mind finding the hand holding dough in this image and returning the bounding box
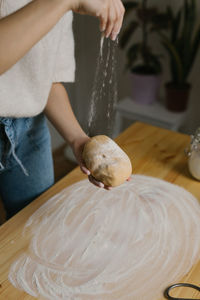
[82,135,132,187]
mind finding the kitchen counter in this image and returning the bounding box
[0,122,199,299]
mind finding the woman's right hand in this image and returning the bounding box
[70,0,125,41]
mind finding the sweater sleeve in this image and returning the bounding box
[52,11,76,83]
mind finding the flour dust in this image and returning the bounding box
[9,175,200,300]
[87,36,118,137]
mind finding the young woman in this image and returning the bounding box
[0,0,125,219]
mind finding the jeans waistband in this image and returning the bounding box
[0,117,28,176]
[0,117,13,126]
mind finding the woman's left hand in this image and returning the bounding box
[71,136,111,189]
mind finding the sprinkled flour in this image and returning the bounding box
[87,36,118,136]
[9,175,200,300]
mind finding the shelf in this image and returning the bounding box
[114,98,187,136]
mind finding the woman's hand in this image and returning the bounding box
[71,136,131,190]
[71,0,125,41]
[71,136,112,190]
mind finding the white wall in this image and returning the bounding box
[49,0,200,149]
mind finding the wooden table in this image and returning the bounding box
[0,122,199,300]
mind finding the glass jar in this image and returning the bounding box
[186,127,200,180]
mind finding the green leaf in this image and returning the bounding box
[184,1,195,42]
[159,32,183,83]
[184,0,189,24]
[171,9,181,43]
[179,0,196,81]
[189,26,200,75]
[119,21,139,49]
[166,5,174,21]
[187,0,196,41]
[177,0,199,82]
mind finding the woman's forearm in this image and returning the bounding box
[44,82,89,148]
[0,0,70,75]
[44,83,112,188]
[0,0,125,75]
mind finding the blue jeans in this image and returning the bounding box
[0,113,54,219]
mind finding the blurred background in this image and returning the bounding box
[49,0,200,178]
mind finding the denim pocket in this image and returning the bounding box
[0,125,5,172]
[0,118,28,174]
[25,114,51,152]
[0,122,11,170]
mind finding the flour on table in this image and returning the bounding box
[9,175,200,300]
[93,137,130,163]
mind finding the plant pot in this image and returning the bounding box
[165,82,191,112]
[130,72,161,105]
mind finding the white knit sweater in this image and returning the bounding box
[0,0,75,117]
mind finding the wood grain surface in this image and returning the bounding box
[0,122,199,300]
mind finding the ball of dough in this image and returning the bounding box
[82,135,132,187]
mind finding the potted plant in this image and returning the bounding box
[157,0,200,112]
[120,0,167,105]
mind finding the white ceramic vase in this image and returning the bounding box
[188,151,200,180]
[130,72,161,105]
